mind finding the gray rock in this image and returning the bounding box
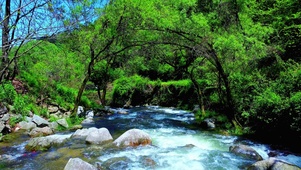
[28,111,34,117]
[85,128,113,145]
[201,118,215,129]
[64,158,97,170]
[48,105,59,113]
[85,110,94,119]
[0,122,5,132]
[229,144,263,161]
[77,106,84,115]
[57,118,69,128]
[25,116,32,122]
[72,127,98,138]
[19,121,37,130]
[0,105,8,115]
[49,121,59,130]
[113,129,152,147]
[81,117,94,124]
[29,127,53,137]
[1,114,10,122]
[32,115,49,127]
[247,157,301,170]
[26,134,71,151]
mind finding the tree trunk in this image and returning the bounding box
[212,53,236,122]
[97,85,101,103]
[1,0,11,81]
[72,57,94,117]
[190,71,206,116]
[101,85,107,106]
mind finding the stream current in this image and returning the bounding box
[1,106,301,169]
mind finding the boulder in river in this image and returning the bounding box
[64,158,97,170]
[85,127,113,145]
[229,144,263,161]
[113,129,152,147]
[29,127,53,137]
[72,127,98,139]
[26,134,71,151]
[247,157,301,170]
[201,118,215,129]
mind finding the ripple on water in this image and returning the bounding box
[2,106,301,169]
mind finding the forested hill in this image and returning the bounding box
[1,0,301,150]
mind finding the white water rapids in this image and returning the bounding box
[1,106,301,169]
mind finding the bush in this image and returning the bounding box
[56,84,77,103]
[112,75,151,106]
[9,116,23,127]
[0,82,17,104]
[13,95,31,116]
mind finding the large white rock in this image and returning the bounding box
[72,127,98,138]
[26,134,71,151]
[85,128,113,144]
[113,129,152,147]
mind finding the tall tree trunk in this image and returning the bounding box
[190,70,205,116]
[101,85,107,106]
[212,53,236,122]
[97,85,101,103]
[72,55,94,117]
[1,0,11,81]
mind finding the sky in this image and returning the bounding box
[0,0,108,49]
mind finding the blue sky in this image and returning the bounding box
[0,0,108,49]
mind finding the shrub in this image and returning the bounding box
[13,95,31,116]
[0,82,17,104]
[112,75,151,106]
[55,84,77,103]
[9,116,23,127]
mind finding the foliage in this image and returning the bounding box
[55,84,77,104]
[0,82,17,104]
[9,116,23,127]
[68,116,84,126]
[111,75,151,106]
[13,95,31,116]
[161,80,192,88]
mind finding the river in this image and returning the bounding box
[1,106,301,169]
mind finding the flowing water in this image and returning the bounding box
[1,106,301,170]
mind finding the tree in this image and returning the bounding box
[70,0,148,116]
[90,57,124,106]
[0,0,64,82]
